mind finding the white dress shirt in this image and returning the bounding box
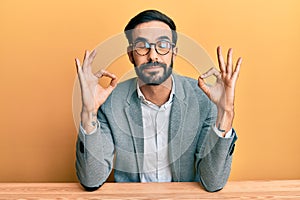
[137,78,175,182]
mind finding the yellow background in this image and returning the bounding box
[0,0,299,182]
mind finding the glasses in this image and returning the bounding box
[131,40,175,56]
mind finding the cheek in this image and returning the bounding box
[163,55,173,65]
[133,54,147,66]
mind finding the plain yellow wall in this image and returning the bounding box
[0,0,299,182]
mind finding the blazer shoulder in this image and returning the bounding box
[175,74,206,97]
[174,74,215,111]
[102,78,137,107]
[114,78,136,94]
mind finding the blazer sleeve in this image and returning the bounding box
[75,106,114,190]
[194,103,237,192]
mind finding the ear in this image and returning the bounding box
[127,46,134,64]
[172,47,178,58]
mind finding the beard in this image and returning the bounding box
[134,58,173,86]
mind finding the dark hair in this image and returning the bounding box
[124,10,177,44]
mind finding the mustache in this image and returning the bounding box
[139,61,167,70]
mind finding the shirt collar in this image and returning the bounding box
[137,75,175,108]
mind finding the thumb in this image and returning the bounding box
[198,76,211,97]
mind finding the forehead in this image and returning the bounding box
[132,21,173,41]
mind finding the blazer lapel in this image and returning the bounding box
[124,79,144,177]
[168,74,187,181]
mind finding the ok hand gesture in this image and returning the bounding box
[75,50,118,133]
[198,46,242,133]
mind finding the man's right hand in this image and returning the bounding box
[75,50,118,133]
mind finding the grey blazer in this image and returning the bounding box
[76,74,237,192]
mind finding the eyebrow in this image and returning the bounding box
[157,36,171,41]
[133,37,148,43]
[133,36,172,43]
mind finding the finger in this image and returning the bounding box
[231,57,242,81]
[198,76,210,98]
[94,69,104,78]
[200,67,221,79]
[82,50,90,72]
[94,69,117,80]
[88,49,97,66]
[75,58,82,73]
[226,48,233,75]
[102,70,117,79]
[75,58,82,79]
[75,58,85,85]
[105,75,118,95]
[217,46,226,73]
[109,75,118,88]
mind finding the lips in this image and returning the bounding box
[140,62,166,71]
[144,65,161,69]
[140,62,165,71]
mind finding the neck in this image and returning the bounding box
[139,76,173,106]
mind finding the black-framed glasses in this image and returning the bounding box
[131,40,175,56]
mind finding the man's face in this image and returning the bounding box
[128,21,176,85]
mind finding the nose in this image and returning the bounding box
[147,45,159,62]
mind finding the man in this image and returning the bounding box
[75,10,242,192]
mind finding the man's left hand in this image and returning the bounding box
[198,46,242,134]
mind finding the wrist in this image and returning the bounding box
[217,107,234,116]
[81,105,99,114]
[216,108,234,134]
[81,110,98,134]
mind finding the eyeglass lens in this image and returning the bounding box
[134,40,173,56]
